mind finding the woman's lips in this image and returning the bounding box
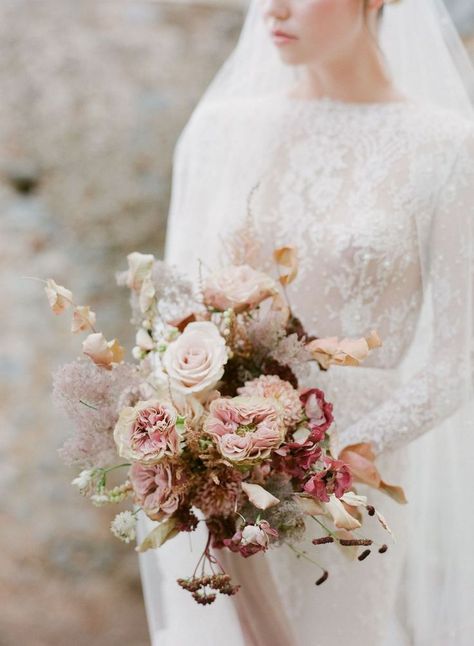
[271,30,298,46]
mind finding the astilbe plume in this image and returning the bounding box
[54,359,140,468]
[270,332,312,380]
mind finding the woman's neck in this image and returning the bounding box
[290,34,404,104]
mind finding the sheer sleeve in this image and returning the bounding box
[337,124,474,456]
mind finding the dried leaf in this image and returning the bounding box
[241,482,280,510]
[324,494,361,530]
[379,480,408,505]
[306,331,382,369]
[374,508,395,539]
[135,518,179,553]
[83,332,124,370]
[273,245,298,286]
[45,279,73,315]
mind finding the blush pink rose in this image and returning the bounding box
[299,388,334,441]
[129,461,186,520]
[203,265,277,313]
[204,396,285,464]
[114,399,183,464]
[162,321,228,396]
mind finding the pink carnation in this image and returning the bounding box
[204,396,285,464]
[299,388,334,441]
[114,399,183,464]
[129,461,186,520]
[237,375,303,427]
[303,457,352,503]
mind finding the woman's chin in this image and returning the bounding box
[274,49,304,66]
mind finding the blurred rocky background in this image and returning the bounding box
[0,1,473,644]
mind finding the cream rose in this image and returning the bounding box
[203,265,277,313]
[162,321,228,395]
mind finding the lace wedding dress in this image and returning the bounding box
[138,93,474,646]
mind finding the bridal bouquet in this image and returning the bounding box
[45,239,402,605]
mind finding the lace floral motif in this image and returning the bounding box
[244,96,474,456]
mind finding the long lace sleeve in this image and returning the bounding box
[338,125,474,456]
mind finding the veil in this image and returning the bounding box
[143,1,474,644]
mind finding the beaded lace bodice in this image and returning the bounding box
[171,95,474,457]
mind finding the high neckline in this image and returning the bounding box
[277,93,418,112]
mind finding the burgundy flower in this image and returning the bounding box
[273,433,322,480]
[303,457,352,503]
[299,388,334,441]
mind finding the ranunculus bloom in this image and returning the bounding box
[204,396,285,464]
[203,264,277,313]
[299,388,334,441]
[238,375,303,426]
[114,399,183,464]
[303,457,352,503]
[223,520,278,557]
[162,321,228,396]
[129,461,185,521]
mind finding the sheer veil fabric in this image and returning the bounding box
[138,1,474,644]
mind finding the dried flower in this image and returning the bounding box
[193,469,243,517]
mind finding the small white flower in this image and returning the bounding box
[111,511,137,543]
[71,469,95,492]
[91,493,110,506]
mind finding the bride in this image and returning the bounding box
[137,1,474,644]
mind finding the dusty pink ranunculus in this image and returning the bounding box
[204,396,285,464]
[203,264,277,313]
[114,399,183,464]
[303,457,352,503]
[129,461,185,520]
[299,388,334,441]
[238,375,303,427]
[162,321,228,396]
